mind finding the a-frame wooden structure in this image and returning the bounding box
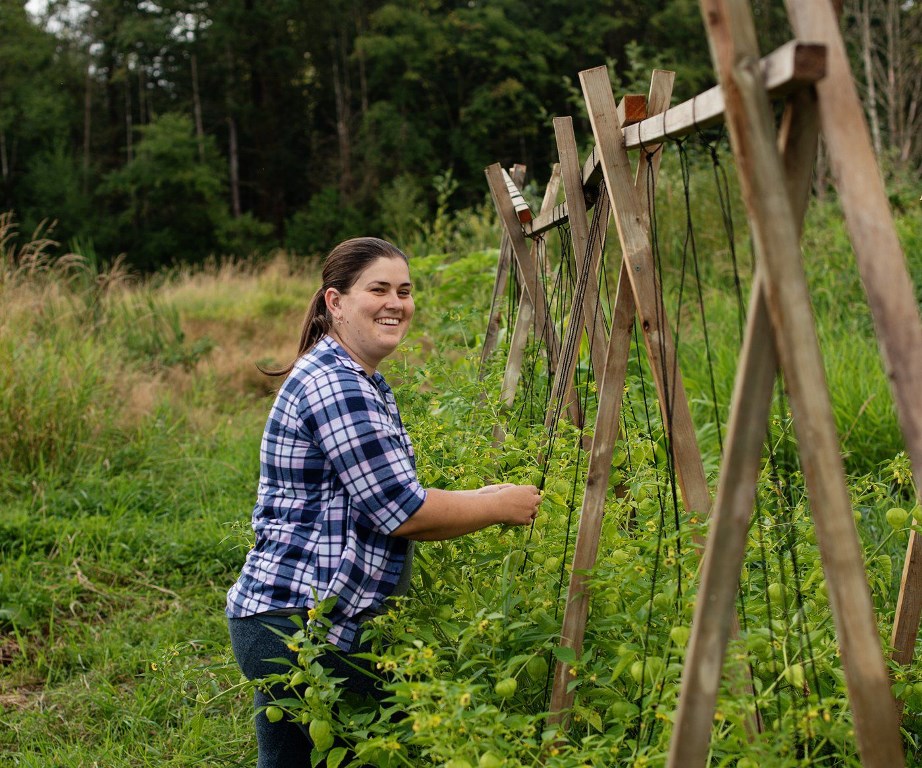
[482,0,921,765]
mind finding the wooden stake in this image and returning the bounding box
[543,117,611,431]
[668,84,818,768]
[480,165,528,375]
[695,1,903,765]
[488,165,568,443]
[547,68,679,726]
[485,163,561,373]
[785,0,922,700]
[580,65,711,526]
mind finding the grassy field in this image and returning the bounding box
[1,169,921,766]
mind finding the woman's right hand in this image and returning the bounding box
[491,484,541,526]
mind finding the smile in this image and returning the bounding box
[375,318,401,326]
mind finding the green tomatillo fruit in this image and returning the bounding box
[886,507,909,529]
[494,677,517,698]
[264,705,284,723]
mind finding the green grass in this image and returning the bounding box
[1,183,921,766]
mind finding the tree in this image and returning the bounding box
[99,112,228,268]
[0,0,83,234]
[845,0,922,171]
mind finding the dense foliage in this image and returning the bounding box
[1,158,922,764]
[2,0,918,269]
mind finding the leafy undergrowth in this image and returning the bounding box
[1,195,922,766]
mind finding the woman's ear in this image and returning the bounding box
[324,287,341,319]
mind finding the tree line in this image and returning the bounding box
[1,0,917,270]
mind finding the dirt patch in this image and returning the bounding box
[0,635,20,666]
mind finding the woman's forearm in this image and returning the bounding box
[391,485,540,541]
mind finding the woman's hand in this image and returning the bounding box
[491,484,541,526]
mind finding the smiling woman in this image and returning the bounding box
[325,254,415,375]
[225,236,542,767]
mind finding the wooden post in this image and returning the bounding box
[542,118,610,431]
[488,167,565,444]
[667,84,818,768]
[580,65,711,526]
[547,68,680,726]
[785,0,922,699]
[481,165,528,375]
[486,163,560,372]
[694,2,904,765]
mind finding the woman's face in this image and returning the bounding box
[325,256,415,373]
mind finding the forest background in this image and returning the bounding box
[2,0,920,271]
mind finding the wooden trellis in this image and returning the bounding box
[481,0,922,764]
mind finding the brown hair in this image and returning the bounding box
[261,237,409,376]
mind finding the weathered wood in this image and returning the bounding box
[490,165,569,444]
[544,117,599,432]
[581,65,711,525]
[524,41,826,239]
[502,167,533,223]
[498,297,534,412]
[524,95,648,239]
[544,95,650,431]
[695,2,904,766]
[539,163,563,229]
[544,91,656,428]
[633,71,676,228]
[485,163,560,372]
[547,68,680,727]
[480,165,527,375]
[894,533,922,668]
[547,259,637,727]
[624,40,826,149]
[785,0,922,696]
[668,85,819,768]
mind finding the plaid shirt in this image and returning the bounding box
[226,335,426,650]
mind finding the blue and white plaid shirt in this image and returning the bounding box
[226,335,427,650]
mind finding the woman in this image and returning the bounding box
[227,237,541,767]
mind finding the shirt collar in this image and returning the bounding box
[318,334,387,386]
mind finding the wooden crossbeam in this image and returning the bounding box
[524,41,826,238]
[624,40,826,148]
[667,2,905,767]
[524,94,648,238]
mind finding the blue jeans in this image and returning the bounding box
[228,615,385,768]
